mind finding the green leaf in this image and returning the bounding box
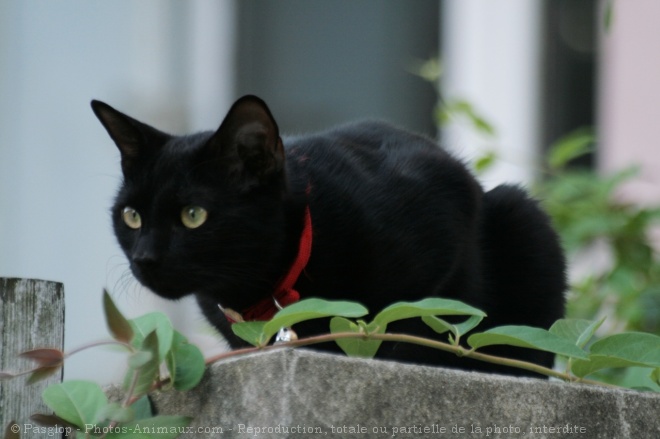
[373,298,486,327]
[409,57,442,82]
[232,299,368,346]
[471,114,496,137]
[617,367,660,392]
[445,99,496,137]
[165,331,205,391]
[422,315,483,341]
[571,332,660,378]
[604,0,614,32]
[453,315,484,336]
[547,127,595,170]
[106,416,192,439]
[124,330,160,397]
[572,356,655,379]
[330,317,383,358]
[473,151,497,174]
[549,317,605,348]
[261,298,368,344]
[435,106,451,127]
[97,402,134,424]
[420,315,451,335]
[130,312,174,362]
[231,321,268,347]
[42,380,108,428]
[467,325,589,360]
[104,290,134,343]
[26,366,61,385]
[588,332,660,364]
[131,396,154,421]
[128,351,154,369]
[651,368,660,386]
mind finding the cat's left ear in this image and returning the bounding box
[206,95,285,191]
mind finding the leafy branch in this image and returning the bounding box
[225,298,660,389]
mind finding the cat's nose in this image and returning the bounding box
[131,238,162,271]
[129,239,165,288]
[133,251,160,269]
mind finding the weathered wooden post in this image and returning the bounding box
[0,278,64,438]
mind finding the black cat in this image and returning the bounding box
[92,95,566,376]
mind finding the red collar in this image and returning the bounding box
[224,205,312,323]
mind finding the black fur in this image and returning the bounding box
[92,95,566,376]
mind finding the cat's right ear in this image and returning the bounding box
[204,95,285,192]
[91,100,170,174]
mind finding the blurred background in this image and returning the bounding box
[0,0,658,384]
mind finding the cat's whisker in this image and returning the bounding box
[114,271,135,298]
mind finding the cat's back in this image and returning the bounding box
[283,120,462,189]
[284,119,442,157]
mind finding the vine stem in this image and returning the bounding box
[198,331,615,388]
[65,339,134,358]
[100,369,141,439]
[0,340,134,380]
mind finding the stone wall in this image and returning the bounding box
[149,349,660,438]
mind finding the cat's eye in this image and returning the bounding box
[122,207,142,229]
[181,206,208,229]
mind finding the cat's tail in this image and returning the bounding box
[478,184,567,367]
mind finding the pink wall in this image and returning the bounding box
[600,0,660,205]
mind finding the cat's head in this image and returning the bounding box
[92,96,288,304]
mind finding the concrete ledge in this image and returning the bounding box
[150,349,660,438]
